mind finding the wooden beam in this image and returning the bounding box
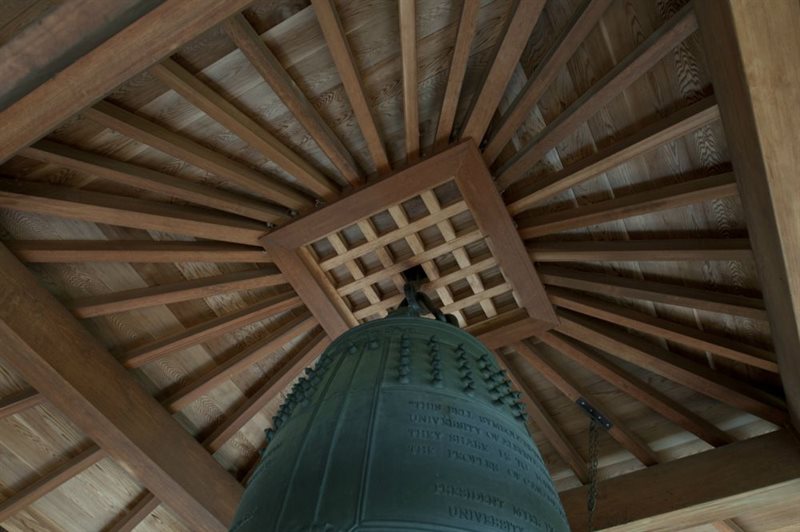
[223,13,361,186]
[528,238,751,263]
[69,268,285,319]
[547,286,779,372]
[505,96,720,212]
[560,430,800,531]
[695,0,800,430]
[456,144,557,325]
[556,309,788,425]
[312,0,390,174]
[0,389,45,420]
[518,172,737,239]
[538,264,768,321]
[107,492,160,532]
[468,308,549,349]
[149,59,337,200]
[84,102,310,211]
[433,0,479,149]
[0,179,268,246]
[460,0,545,144]
[538,331,733,447]
[0,446,105,521]
[496,3,698,189]
[511,341,659,466]
[20,140,286,224]
[120,291,302,368]
[483,0,612,164]
[0,0,158,110]
[0,0,255,164]
[203,331,330,452]
[162,315,318,412]
[7,240,271,264]
[0,243,243,530]
[494,352,590,483]
[399,0,419,162]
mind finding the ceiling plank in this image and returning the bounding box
[223,13,361,187]
[433,0,479,150]
[528,238,751,263]
[120,291,302,368]
[0,446,105,521]
[483,0,612,164]
[505,95,720,212]
[548,286,778,372]
[69,269,286,319]
[106,492,160,532]
[0,0,256,164]
[8,240,271,264]
[538,331,733,447]
[559,430,800,531]
[467,308,549,349]
[0,180,268,246]
[494,351,590,483]
[204,331,330,453]
[460,0,546,144]
[695,0,800,431]
[511,341,659,466]
[538,264,768,321]
[150,59,337,200]
[0,389,45,420]
[0,243,243,530]
[84,102,310,210]
[556,309,788,425]
[20,140,286,224]
[517,172,738,239]
[399,0,419,162]
[495,3,698,189]
[312,0,391,174]
[162,315,318,412]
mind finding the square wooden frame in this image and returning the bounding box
[260,141,557,338]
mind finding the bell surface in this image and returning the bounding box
[232,314,569,531]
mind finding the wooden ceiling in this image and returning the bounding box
[0,0,799,531]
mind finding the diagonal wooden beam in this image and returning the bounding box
[0,446,105,521]
[162,315,318,412]
[538,331,733,447]
[547,286,778,372]
[150,59,337,200]
[84,102,310,210]
[695,0,800,431]
[0,389,45,420]
[538,264,768,321]
[203,331,330,453]
[223,13,361,187]
[0,179,268,246]
[0,243,243,530]
[528,238,751,263]
[20,140,286,224]
[495,3,698,189]
[433,0,479,150]
[7,240,271,264]
[556,309,788,425]
[460,0,546,144]
[511,341,659,466]
[399,0,420,162]
[312,0,391,174]
[106,492,160,532]
[517,172,738,239]
[0,0,256,164]
[559,430,800,531]
[483,0,612,163]
[504,95,720,212]
[120,291,302,368]
[494,351,590,483]
[69,268,286,319]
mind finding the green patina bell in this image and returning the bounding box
[231,301,569,531]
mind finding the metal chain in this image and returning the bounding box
[587,418,600,532]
